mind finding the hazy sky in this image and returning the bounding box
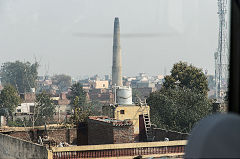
[0,0,224,79]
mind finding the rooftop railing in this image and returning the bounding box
[49,140,187,159]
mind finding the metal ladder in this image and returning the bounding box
[143,113,154,142]
[136,98,154,142]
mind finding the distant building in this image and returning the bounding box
[90,80,109,89]
[136,81,155,88]
[90,75,100,81]
[51,93,71,115]
[15,102,35,115]
[155,83,162,90]
[102,104,150,141]
[133,87,157,102]
[156,74,164,80]
[104,75,110,81]
[19,92,36,103]
[15,93,36,115]
[88,89,113,104]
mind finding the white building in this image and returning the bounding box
[16,103,35,114]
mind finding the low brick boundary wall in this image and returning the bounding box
[153,128,189,141]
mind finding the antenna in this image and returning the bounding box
[215,0,229,101]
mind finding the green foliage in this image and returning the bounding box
[68,83,102,124]
[68,82,86,107]
[52,74,72,92]
[147,87,213,133]
[7,118,24,127]
[89,100,104,116]
[0,108,9,117]
[33,91,56,126]
[147,62,213,133]
[163,61,209,96]
[70,106,92,124]
[0,84,21,116]
[0,61,39,93]
[69,95,93,124]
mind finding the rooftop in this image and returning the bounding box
[88,116,132,126]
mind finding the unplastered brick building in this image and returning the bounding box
[87,116,134,145]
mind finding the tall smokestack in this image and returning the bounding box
[112,17,123,86]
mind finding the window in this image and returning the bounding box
[30,106,34,113]
[17,109,21,113]
[120,110,125,114]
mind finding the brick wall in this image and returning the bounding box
[8,131,32,141]
[69,128,77,144]
[87,118,134,145]
[7,128,77,145]
[113,126,134,144]
[41,128,77,145]
[88,119,113,145]
[153,128,188,141]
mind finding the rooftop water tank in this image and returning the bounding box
[116,86,132,105]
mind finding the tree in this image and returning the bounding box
[70,96,92,124]
[52,74,72,92]
[147,62,213,133]
[0,61,39,93]
[163,62,209,95]
[68,82,86,107]
[147,87,213,133]
[68,83,93,124]
[30,91,56,127]
[0,84,21,119]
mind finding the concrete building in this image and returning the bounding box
[90,80,109,89]
[15,103,35,115]
[112,17,123,86]
[51,93,72,122]
[102,104,150,141]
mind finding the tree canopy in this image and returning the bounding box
[163,61,209,95]
[147,87,212,133]
[0,61,39,93]
[68,82,86,107]
[31,91,56,127]
[70,96,92,124]
[0,84,21,116]
[52,74,72,92]
[147,62,212,133]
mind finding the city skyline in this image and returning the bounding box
[0,0,223,78]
